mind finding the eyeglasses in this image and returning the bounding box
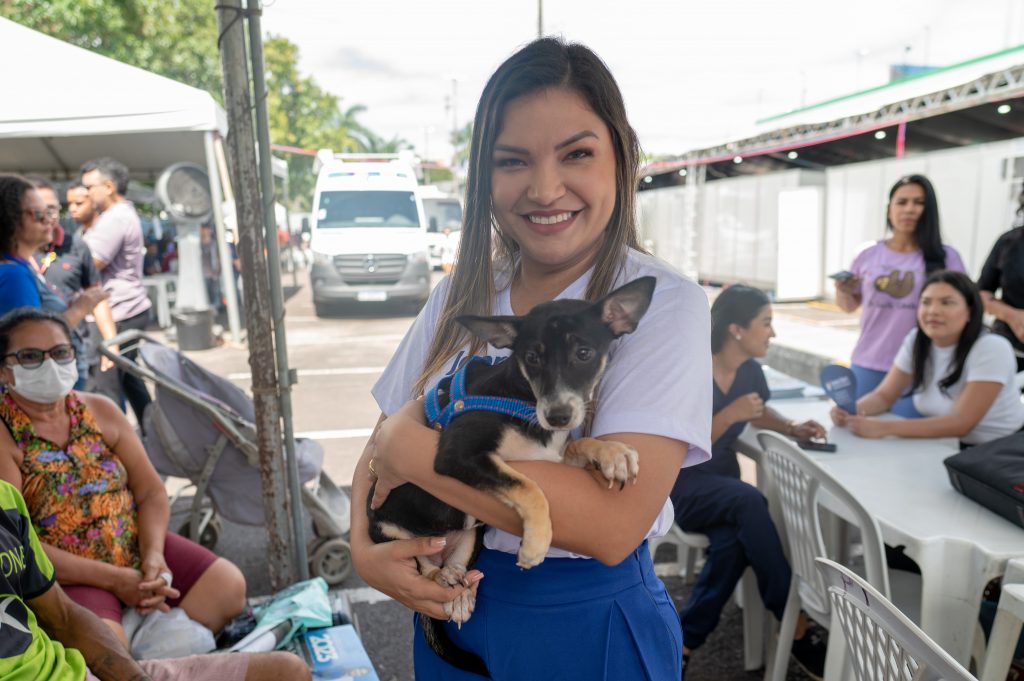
[22,208,48,222]
[3,345,76,369]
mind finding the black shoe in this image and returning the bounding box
[790,625,827,680]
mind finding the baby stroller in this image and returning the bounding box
[100,330,353,585]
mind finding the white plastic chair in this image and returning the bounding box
[980,557,1024,681]
[814,558,974,681]
[756,431,921,681]
[649,525,768,670]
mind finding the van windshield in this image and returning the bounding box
[423,198,463,232]
[316,191,419,228]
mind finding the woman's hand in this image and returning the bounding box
[70,286,109,315]
[844,416,890,439]
[135,552,180,614]
[353,535,482,620]
[791,420,827,440]
[835,276,861,296]
[727,392,765,422]
[830,406,851,427]
[1009,308,1024,343]
[108,566,148,608]
[369,399,429,510]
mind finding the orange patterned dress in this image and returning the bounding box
[0,388,140,569]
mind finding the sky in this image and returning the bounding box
[261,0,1024,162]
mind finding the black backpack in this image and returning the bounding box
[944,431,1024,529]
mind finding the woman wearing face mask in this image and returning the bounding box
[832,271,1024,446]
[0,307,248,648]
[834,175,966,416]
[0,174,108,388]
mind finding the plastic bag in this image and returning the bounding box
[122,607,216,659]
[250,577,332,649]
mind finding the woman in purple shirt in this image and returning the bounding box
[834,174,966,417]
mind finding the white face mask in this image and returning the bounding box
[9,359,78,403]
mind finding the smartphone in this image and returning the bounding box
[828,270,855,281]
[797,440,838,453]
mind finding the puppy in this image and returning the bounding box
[367,276,656,675]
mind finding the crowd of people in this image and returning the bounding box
[0,160,311,676]
[2,33,1022,681]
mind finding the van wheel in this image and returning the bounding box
[314,301,334,318]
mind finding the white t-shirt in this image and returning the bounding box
[893,330,1024,444]
[372,248,712,558]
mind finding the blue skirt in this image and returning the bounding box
[413,541,683,680]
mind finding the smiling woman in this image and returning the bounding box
[831,270,1024,446]
[349,37,712,680]
[833,174,967,417]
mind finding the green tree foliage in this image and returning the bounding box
[3,6,398,210]
[3,0,223,99]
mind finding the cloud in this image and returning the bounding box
[320,46,420,80]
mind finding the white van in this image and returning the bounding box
[309,155,431,316]
[419,186,464,270]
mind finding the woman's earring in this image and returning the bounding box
[734,335,742,341]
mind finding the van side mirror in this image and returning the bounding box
[301,216,310,233]
[428,217,438,232]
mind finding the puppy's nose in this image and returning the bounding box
[544,406,573,428]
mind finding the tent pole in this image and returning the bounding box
[215,0,294,589]
[204,132,242,344]
[245,0,309,581]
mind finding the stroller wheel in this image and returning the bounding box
[309,537,353,586]
[178,515,222,550]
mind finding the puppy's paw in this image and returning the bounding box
[444,588,476,628]
[516,526,552,570]
[590,441,640,489]
[434,565,467,588]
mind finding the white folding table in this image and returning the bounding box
[734,397,1024,666]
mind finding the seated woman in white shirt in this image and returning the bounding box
[832,270,1024,446]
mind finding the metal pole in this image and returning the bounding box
[245,0,309,580]
[214,0,294,589]
[537,0,543,38]
[205,132,242,344]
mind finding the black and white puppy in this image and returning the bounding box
[367,276,656,675]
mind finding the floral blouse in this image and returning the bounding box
[0,389,139,569]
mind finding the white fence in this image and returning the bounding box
[638,137,1024,300]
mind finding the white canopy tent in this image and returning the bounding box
[0,17,240,340]
[0,17,227,179]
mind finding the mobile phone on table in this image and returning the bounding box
[828,270,855,281]
[797,440,838,453]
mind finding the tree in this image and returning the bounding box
[4,8,393,210]
[3,0,223,99]
[451,122,474,169]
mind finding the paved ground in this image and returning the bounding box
[152,269,853,680]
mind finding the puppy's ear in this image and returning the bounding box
[456,315,521,348]
[597,276,656,337]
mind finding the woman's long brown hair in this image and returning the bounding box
[412,38,643,397]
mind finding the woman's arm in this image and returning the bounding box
[64,286,109,329]
[371,400,686,566]
[753,406,826,441]
[834,277,862,314]
[710,396,759,443]
[81,394,178,610]
[981,291,1024,342]
[0,422,152,604]
[846,381,1004,440]
[92,299,119,371]
[350,414,482,620]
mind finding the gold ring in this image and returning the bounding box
[367,458,378,477]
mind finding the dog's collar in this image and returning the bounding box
[424,356,539,431]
